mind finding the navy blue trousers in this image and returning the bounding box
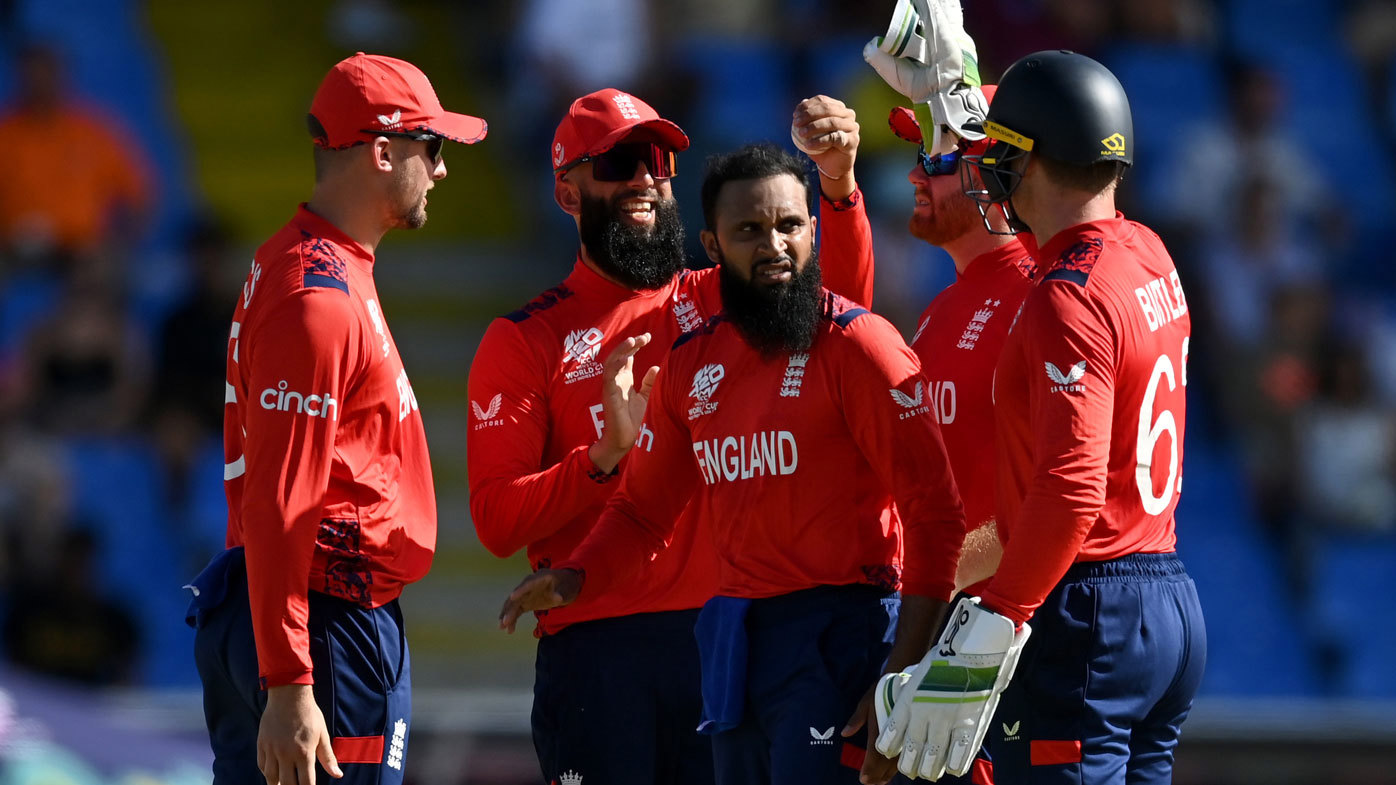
[987,553,1206,785]
[190,550,411,784]
[532,609,713,785]
[711,584,895,785]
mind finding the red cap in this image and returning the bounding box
[888,85,997,154]
[551,88,689,176]
[309,52,487,148]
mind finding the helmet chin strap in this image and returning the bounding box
[975,200,1028,236]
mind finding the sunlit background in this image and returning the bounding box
[1,1,1394,783]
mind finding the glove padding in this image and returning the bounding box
[863,0,987,155]
[874,596,1030,780]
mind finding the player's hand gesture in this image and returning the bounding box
[258,684,343,785]
[499,568,584,633]
[589,333,660,473]
[791,95,860,198]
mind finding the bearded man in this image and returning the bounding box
[469,92,875,785]
[500,142,968,785]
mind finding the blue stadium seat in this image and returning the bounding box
[681,37,793,148]
[1100,44,1223,215]
[62,436,200,686]
[1175,445,1318,696]
[1309,534,1396,698]
[0,270,60,360]
[1222,0,1340,61]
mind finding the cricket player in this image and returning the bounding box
[499,143,967,785]
[185,53,486,784]
[850,86,1036,785]
[469,90,873,785]
[881,49,1207,783]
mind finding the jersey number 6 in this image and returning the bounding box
[1136,337,1188,515]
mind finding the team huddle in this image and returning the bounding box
[184,2,1207,784]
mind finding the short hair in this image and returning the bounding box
[1037,156,1126,195]
[700,143,811,231]
[307,113,352,183]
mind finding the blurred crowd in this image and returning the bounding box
[0,0,1394,702]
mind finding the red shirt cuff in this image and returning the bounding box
[820,186,862,212]
[260,668,314,690]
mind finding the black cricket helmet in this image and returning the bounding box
[962,50,1133,232]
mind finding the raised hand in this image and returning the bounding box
[588,333,661,473]
[791,95,861,195]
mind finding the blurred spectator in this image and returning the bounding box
[1226,285,1331,599]
[1115,0,1215,44]
[0,42,152,266]
[1295,339,1396,534]
[0,415,69,589]
[964,0,1111,80]
[10,258,150,435]
[149,216,237,546]
[2,527,140,686]
[1197,172,1326,352]
[1161,58,1335,245]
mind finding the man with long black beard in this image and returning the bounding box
[501,143,968,785]
[470,91,876,785]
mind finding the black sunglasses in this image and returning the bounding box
[917,143,962,177]
[365,129,444,166]
[558,142,677,181]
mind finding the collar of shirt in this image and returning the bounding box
[1034,210,1128,266]
[293,204,375,271]
[959,238,1036,282]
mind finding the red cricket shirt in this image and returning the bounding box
[565,292,966,602]
[984,213,1190,624]
[223,206,436,687]
[468,191,874,633]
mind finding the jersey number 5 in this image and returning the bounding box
[1136,337,1188,515]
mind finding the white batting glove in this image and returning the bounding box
[874,596,1030,780]
[863,0,987,155]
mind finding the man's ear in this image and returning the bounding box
[699,229,722,266]
[371,137,394,173]
[554,177,581,216]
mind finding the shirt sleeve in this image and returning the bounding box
[240,289,358,687]
[467,318,617,558]
[817,188,875,309]
[981,281,1116,624]
[837,315,966,601]
[559,361,701,598]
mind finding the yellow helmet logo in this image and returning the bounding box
[1100,133,1127,156]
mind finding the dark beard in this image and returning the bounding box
[718,250,823,356]
[578,192,687,290]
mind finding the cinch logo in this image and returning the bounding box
[692,430,798,485]
[809,726,835,746]
[1100,132,1127,157]
[260,381,338,419]
[889,381,932,420]
[378,109,402,129]
[1045,361,1086,393]
[612,93,642,120]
